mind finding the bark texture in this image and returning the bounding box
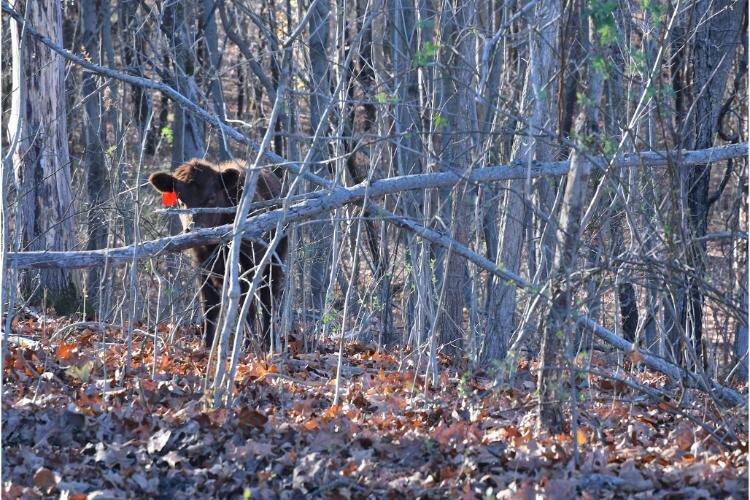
[8,0,79,314]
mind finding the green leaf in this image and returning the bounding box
[414,42,440,68]
[603,138,617,156]
[592,55,608,78]
[597,24,616,45]
[66,361,93,384]
[161,126,174,146]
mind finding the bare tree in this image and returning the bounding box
[305,0,333,331]
[484,0,560,364]
[668,0,744,363]
[7,0,79,314]
[161,1,206,167]
[80,0,110,316]
[432,0,479,357]
[202,0,231,161]
[537,13,605,433]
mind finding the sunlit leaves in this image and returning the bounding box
[65,361,93,384]
[414,41,440,68]
[160,126,174,145]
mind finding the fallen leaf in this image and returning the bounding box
[207,408,228,427]
[303,418,319,431]
[162,450,184,468]
[577,428,587,446]
[57,340,76,361]
[147,428,171,454]
[66,361,93,384]
[237,407,268,429]
[33,467,56,493]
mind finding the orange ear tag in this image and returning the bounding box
[162,191,178,207]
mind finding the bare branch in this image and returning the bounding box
[379,211,746,407]
[2,0,745,196]
[6,141,746,270]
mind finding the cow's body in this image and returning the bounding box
[149,159,286,349]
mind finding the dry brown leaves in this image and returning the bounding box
[2,315,747,498]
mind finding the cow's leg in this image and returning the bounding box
[239,275,259,351]
[259,282,273,351]
[201,281,221,347]
[260,257,286,351]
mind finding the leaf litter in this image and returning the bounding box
[2,316,747,498]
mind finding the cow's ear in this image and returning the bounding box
[149,172,176,193]
[220,167,242,190]
[220,168,243,203]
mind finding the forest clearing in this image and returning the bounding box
[1,0,748,497]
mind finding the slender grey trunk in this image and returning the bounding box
[202,0,232,160]
[81,0,110,317]
[484,0,559,364]
[306,0,332,328]
[433,0,479,357]
[162,2,206,167]
[732,168,748,380]
[119,0,156,155]
[538,15,603,433]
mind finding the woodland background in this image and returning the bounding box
[0,0,748,497]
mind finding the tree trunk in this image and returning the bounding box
[119,0,156,156]
[484,0,559,363]
[202,0,231,161]
[538,15,604,433]
[81,0,110,317]
[672,0,743,362]
[9,0,79,314]
[306,0,332,328]
[161,2,206,167]
[733,167,748,380]
[433,0,479,357]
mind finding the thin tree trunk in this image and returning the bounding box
[306,0,332,328]
[119,0,156,156]
[485,0,559,363]
[433,0,479,357]
[202,0,231,160]
[81,0,110,318]
[538,15,604,433]
[162,2,206,167]
[732,167,748,380]
[672,0,743,362]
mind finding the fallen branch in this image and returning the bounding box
[4,0,747,267]
[7,141,748,270]
[379,211,746,407]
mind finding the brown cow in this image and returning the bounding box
[149,158,286,349]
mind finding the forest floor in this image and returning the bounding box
[2,314,748,499]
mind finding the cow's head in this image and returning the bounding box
[149,159,243,232]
